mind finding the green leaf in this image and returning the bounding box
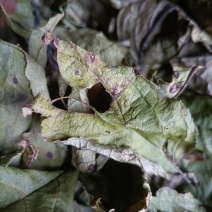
[0,165,62,209]
[148,187,205,212]
[0,151,23,167]
[20,116,68,170]
[0,40,32,155]
[182,94,212,158]
[31,39,197,174]
[23,51,50,98]
[182,159,212,207]
[66,29,127,66]
[1,170,78,211]
[29,13,64,67]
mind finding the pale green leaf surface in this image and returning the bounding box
[24,52,50,98]
[0,1,34,39]
[66,29,127,67]
[68,87,107,173]
[0,40,32,155]
[68,88,90,113]
[29,14,64,67]
[0,166,62,209]
[32,40,196,173]
[148,187,205,212]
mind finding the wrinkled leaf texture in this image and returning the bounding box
[32,39,196,174]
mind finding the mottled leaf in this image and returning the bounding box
[31,39,196,174]
[148,187,205,212]
[0,165,62,209]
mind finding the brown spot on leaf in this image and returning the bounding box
[42,30,54,45]
[173,71,180,78]
[169,83,180,93]
[75,70,80,75]
[90,54,95,63]
[46,152,53,158]
[13,75,18,84]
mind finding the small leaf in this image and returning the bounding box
[29,13,64,67]
[24,52,50,98]
[20,116,68,170]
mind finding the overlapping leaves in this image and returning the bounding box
[31,38,196,175]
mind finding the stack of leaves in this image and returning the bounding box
[0,0,211,211]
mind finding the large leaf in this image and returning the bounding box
[0,165,62,209]
[1,169,78,211]
[0,39,50,155]
[0,40,32,155]
[31,39,196,174]
[147,187,205,212]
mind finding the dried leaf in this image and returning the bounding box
[29,13,64,67]
[66,29,127,66]
[31,39,196,174]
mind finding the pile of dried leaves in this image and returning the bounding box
[0,0,211,211]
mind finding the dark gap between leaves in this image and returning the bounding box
[87,82,112,113]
